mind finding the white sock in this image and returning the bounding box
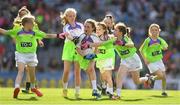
[109,87,113,94]
[75,86,80,94]
[162,89,165,93]
[31,83,35,88]
[140,77,148,82]
[102,82,106,89]
[63,82,68,89]
[106,86,109,92]
[116,88,121,96]
[15,83,20,88]
[91,80,97,90]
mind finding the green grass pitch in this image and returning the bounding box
[0,88,180,105]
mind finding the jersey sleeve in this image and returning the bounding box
[5,29,19,38]
[125,36,134,45]
[160,37,168,49]
[63,25,69,33]
[35,30,46,39]
[139,38,149,55]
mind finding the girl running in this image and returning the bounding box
[0,14,68,98]
[89,22,150,99]
[75,19,101,100]
[95,22,116,99]
[139,23,168,96]
[60,8,84,99]
[13,6,44,94]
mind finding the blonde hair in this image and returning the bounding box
[148,23,161,36]
[60,8,77,25]
[14,6,31,24]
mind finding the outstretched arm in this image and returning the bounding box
[45,32,69,39]
[0,28,7,35]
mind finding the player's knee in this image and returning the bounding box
[134,79,141,85]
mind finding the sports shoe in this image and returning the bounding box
[161,92,168,97]
[31,88,43,97]
[92,89,101,100]
[62,89,68,98]
[22,89,30,93]
[75,93,80,99]
[13,88,20,98]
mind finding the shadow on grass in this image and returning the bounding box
[121,98,144,101]
[64,97,112,101]
[150,95,170,98]
[64,97,145,101]
[16,97,38,101]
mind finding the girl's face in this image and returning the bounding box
[84,22,94,35]
[66,11,76,24]
[149,26,160,38]
[96,25,105,36]
[24,19,34,30]
[104,18,113,28]
[114,26,122,37]
[19,10,28,18]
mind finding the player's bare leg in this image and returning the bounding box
[62,61,71,97]
[13,62,25,98]
[130,71,149,85]
[87,61,101,99]
[22,67,31,93]
[151,70,167,96]
[74,61,81,99]
[116,65,128,99]
[28,66,43,97]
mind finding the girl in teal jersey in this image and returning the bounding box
[60,8,84,99]
[139,23,168,96]
[0,15,68,98]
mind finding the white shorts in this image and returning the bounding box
[147,60,165,73]
[96,58,114,72]
[120,53,142,71]
[15,51,38,67]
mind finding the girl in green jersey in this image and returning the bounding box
[95,22,116,99]
[0,15,68,98]
[139,23,168,96]
[13,6,44,94]
[89,22,150,99]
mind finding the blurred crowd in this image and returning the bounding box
[0,0,179,88]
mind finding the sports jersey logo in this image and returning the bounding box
[152,51,161,56]
[98,49,106,54]
[120,49,130,55]
[21,42,32,47]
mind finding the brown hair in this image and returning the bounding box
[96,22,108,35]
[115,22,131,37]
[85,19,96,32]
[21,15,35,26]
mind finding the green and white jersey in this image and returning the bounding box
[114,35,136,59]
[139,37,168,63]
[96,36,115,60]
[5,28,46,53]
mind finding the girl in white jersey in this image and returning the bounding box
[60,8,84,99]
